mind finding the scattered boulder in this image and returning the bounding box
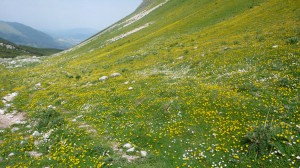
[177,56,184,60]
[3,92,18,102]
[26,125,31,128]
[47,105,56,109]
[34,140,41,146]
[123,143,132,149]
[224,47,230,51]
[8,153,15,157]
[26,151,43,157]
[128,87,134,90]
[99,76,108,81]
[141,151,147,157]
[43,129,53,141]
[272,45,279,48]
[122,154,139,162]
[126,147,135,153]
[35,83,41,89]
[110,73,121,77]
[11,127,20,132]
[32,131,41,137]
[0,109,5,115]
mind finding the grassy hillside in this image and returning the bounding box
[0,0,299,167]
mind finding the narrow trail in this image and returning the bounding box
[0,92,25,129]
[0,112,25,129]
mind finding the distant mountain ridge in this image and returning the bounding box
[45,28,98,46]
[0,21,69,49]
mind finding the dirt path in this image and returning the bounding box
[0,112,25,128]
[0,92,25,128]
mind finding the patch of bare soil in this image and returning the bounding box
[0,112,25,128]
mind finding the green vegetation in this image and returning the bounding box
[0,38,62,58]
[0,0,299,167]
[19,46,62,57]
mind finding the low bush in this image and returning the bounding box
[34,108,65,131]
[286,36,299,45]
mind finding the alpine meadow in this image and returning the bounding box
[0,0,299,167]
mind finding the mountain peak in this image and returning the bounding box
[0,21,68,49]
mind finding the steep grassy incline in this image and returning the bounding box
[0,0,299,167]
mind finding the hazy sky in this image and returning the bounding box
[0,0,142,31]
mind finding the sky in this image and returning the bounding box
[0,0,142,31]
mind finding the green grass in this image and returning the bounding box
[0,38,62,58]
[0,0,299,167]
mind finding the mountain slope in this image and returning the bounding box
[0,21,68,49]
[0,38,62,58]
[0,0,299,167]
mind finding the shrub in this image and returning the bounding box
[184,49,189,54]
[34,108,65,131]
[75,75,81,80]
[286,37,299,45]
[255,35,265,42]
[276,78,296,89]
[233,41,240,45]
[66,74,73,79]
[242,122,288,158]
[236,83,258,92]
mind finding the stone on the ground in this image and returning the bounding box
[224,47,230,50]
[128,87,133,90]
[11,127,19,132]
[177,56,184,60]
[123,143,132,149]
[141,151,147,157]
[99,76,108,81]
[110,73,121,77]
[3,92,18,102]
[47,105,56,109]
[0,109,5,115]
[122,154,139,162]
[32,131,41,137]
[127,147,135,152]
[35,83,41,89]
[43,129,53,140]
[26,151,43,157]
[8,153,15,157]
